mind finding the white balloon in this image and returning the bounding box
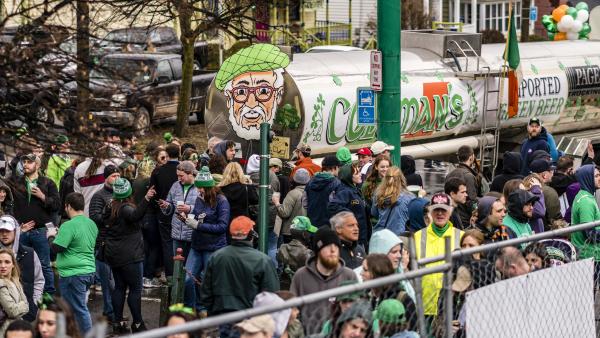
[577,9,590,23]
[561,15,575,31]
[571,20,583,32]
[557,21,567,32]
[567,31,579,40]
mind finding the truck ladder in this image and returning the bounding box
[478,66,506,179]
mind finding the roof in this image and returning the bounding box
[100,53,181,62]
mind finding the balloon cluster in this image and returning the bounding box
[542,2,591,40]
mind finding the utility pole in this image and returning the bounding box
[376,1,401,165]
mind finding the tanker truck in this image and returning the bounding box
[204,31,600,169]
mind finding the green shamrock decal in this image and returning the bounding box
[274,103,301,130]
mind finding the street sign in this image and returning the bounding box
[357,87,376,125]
[370,51,382,91]
[530,6,538,22]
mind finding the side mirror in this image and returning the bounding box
[155,75,170,85]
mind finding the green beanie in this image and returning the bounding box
[291,216,318,234]
[163,132,173,143]
[336,147,352,165]
[194,166,215,188]
[374,299,406,325]
[112,178,132,200]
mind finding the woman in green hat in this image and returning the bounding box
[103,178,156,334]
[181,166,230,309]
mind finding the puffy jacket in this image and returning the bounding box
[199,241,279,315]
[520,127,551,176]
[161,182,199,241]
[571,164,600,260]
[190,194,230,252]
[339,239,365,269]
[290,256,357,334]
[490,152,524,193]
[414,223,463,315]
[305,172,340,228]
[104,199,148,268]
[371,192,415,235]
[0,279,29,337]
[276,185,306,236]
[89,185,113,246]
[328,165,369,244]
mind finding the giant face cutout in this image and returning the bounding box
[225,69,284,140]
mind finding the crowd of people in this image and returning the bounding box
[0,116,596,338]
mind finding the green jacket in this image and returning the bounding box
[571,190,600,260]
[46,155,71,191]
[199,241,279,315]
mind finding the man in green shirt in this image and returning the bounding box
[46,192,97,334]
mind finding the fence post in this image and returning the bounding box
[171,248,186,304]
[443,237,453,338]
[408,234,427,337]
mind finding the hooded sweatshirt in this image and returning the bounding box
[563,182,581,223]
[520,128,551,176]
[305,172,340,227]
[328,165,369,244]
[490,152,523,193]
[571,165,600,260]
[354,229,415,300]
[212,141,231,161]
[475,196,516,243]
[503,190,537,239]
[0,217,44,321]
[290,255,357,334]
[400,155,423,187]
[406,198,430,232]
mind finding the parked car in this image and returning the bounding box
[61,53,215,134]
[98,27,209,67]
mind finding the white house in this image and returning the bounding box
[314,0,377,47]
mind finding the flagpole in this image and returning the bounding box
[498,1,512,121]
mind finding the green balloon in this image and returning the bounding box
[576,2,589,11]
[567,7,578,19]
[548,32,556,40]
[580,22,592,36]
[546,22,559,33]
[542,15,558,33]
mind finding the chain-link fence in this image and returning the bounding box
[79,220,600,338]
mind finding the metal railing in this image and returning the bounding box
[254,21,352,51]
[126,262,453,338]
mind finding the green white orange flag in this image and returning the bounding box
[504,4,521,118]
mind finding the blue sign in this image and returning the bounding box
[357,87,376,125]
[530,6,538,22]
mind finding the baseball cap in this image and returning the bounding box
[530,159,556,174]
[235,315,275,335]
[357,147,372,156]
[53,134,69,145]
[21,153,39,163]
[230,216,255,239]
[269,158,283,168]
[0,216,17,232]
[452,266,473,292]
[295,143,311,155]
[528,117,541,126]
[429,192,453,212]
[291,216,318,233]
[370,141,395,155]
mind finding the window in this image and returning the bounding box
[156,61,173,81]
[482,1,521,33]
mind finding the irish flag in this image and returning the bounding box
[504,5,521,118]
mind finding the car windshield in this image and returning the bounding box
[90,58,155,84]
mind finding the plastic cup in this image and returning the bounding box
[176,201,184,206]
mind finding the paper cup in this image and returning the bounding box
[176,201,184,206]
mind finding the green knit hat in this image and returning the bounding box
[112,178,132,200]
[194,166,215,188]
[291,216,318,234]
[214,44,290,90]
[374,299,406,325]
[336,147,352,165]
[53,134,69,145]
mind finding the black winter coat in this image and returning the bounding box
[11,175,60,228]
[103,199,149,267]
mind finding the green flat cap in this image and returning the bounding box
[215,44,290,90]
